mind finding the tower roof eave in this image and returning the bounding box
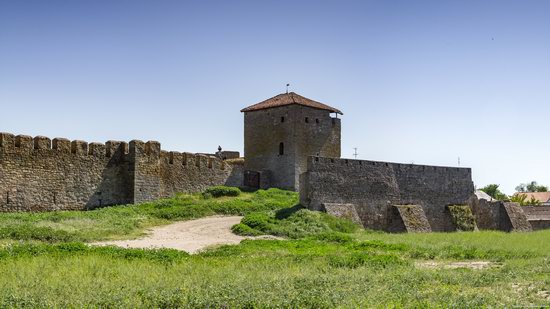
[240,92,343,115]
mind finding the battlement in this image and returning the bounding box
[0,132,134,158]
[307,156,471,175]
[163,151,225,169]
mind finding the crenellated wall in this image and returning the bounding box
[158,150,242,199]
[0,132,132,211]
[300,156,475,232]
[0,132,243,211]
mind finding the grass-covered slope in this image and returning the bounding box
[1,187,550,307]
[232,205,360,239]
[0,187,297,243]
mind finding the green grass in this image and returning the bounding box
[0,187,298,243]
[1,187,550,307]
[232,205,360,238]
[1,235,550,307]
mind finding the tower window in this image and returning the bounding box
[305,117,309,123]
[279,142,284,155]
[281,116,285,123]
[315,118,319,124]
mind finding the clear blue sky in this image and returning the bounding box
[1,0,549,194]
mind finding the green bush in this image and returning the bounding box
[241,212,273,230]
[231,223,263,236]
[234,208,360,239]
[448,205,477,231]
[203,186,241,198]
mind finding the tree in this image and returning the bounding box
[515,181,548,193]
[479,184,508,200]
[510,193,542,206]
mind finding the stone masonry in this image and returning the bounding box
[0,132,242,212]
[299,157,475,232]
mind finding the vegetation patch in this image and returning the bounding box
[448,205,477,231]
[232,206,360,239]
[0,242,189,263]
[202,186,241,198]
[328,252,407,268]
[2,188,550,306]
[0,187,298,243]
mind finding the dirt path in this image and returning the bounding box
[93,216,266,254]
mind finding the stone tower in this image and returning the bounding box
[241,92,342,190]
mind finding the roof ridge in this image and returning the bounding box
[241,92,342,114]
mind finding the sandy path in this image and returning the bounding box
[93,216,259,254]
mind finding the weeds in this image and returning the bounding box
[233,208,360,239]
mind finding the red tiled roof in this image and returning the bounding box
[241,92,343,114]
[513,192,550,203]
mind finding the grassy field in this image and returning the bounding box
[1,187,549,307]
[0,187,297,242]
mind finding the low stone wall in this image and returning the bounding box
[300,156,474,232]
[523,206,550,230]
[469,197,532,231]
[392,205,432,233]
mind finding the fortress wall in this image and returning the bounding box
[300,157,474,231]
[0,132,131,211]
[0,132,244,211]
[157,151,243,199]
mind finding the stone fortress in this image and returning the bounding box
[0,92,547,232]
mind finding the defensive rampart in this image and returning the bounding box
[522,206,550,230]
[0,132,242,211]
[300,156,474,232]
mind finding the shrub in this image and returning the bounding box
[231,223,263,236]
[448,205,477,231]
[203,186,241,198]
[236,208,360,239]
[241,213,273,230]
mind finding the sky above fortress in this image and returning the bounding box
[1,0,549,194]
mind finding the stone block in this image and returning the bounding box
[71,140,88,155]
[145,141,161,157]
[33,136,51,150]
[53,138,71,153]
[323,203,362,225]
[15,135,33,151]
[0,132,15,148]
[393,205,432,233]
[88,143,106,157]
